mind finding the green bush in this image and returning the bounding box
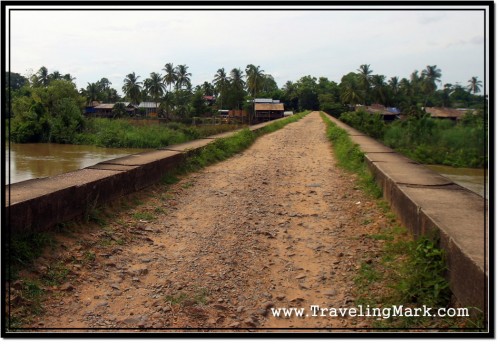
[340,110,386,139]
[339,109,486,168]
[397,237,451,307]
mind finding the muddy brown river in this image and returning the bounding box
[5,143,149,184]
[4,143,487,199]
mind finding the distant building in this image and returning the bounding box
[86,102,136,117]
[254,103,285,121]
[424,107,470,121]
[356,104,400,122]
[137,102,161,117]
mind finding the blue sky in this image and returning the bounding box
[7,5,488,95]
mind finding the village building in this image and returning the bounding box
[355,104,400,122]
[424,107,470,121]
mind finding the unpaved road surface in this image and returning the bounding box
[15,111,390,331]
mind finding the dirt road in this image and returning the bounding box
[19,111,389,331]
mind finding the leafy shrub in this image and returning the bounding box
[397,237,451,307]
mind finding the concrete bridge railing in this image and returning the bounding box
[323,112,488,314]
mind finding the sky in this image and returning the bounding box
[7,5,488,96]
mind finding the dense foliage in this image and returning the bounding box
[339,109,487,168]
[5,63,487,167]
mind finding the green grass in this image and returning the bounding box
[320,112,473,329]
[320,112,382,199]
[75,119,242,149]
[165,287,209,306]
[132,211,155,221]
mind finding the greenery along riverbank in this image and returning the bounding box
[338,109,487,168]
[76,119,241,149]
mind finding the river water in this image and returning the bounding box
[5,143,487,199]
[426,164,487,199]
[5,143,149,185]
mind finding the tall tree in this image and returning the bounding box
[357,64,373,104]
[175,64,192,90]
[340,72,362,106]
[83,82,100,105]
[421,65,442,106]
[48,71,62,83]
[162,63,177,92]
[144,72,166,106]
[467,76,482,94]
[34,66,49,87]
[371,74,387,105]
[122,72,142,105]
[213,68,230,109]
[228,68,246,109]
[201,81,215,96]
[245,64,265,99]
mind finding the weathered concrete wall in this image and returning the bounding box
[323,112,487,313]
[6,117,289,234]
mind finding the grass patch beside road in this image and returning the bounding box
[320,112,474,330]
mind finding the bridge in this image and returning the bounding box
[5,111,488,328]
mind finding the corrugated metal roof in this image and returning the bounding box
[94,103,115,109]
[255,103,284,111]
[138,102,160,108]
[425,107,467,118]
[94,102,135,110]
[254,98,273,103]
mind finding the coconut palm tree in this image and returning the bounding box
[84,82,101,106]
[48,71,62,83]
[122,72,142,105]
[162,63,177,92]
[421,65,442,106]
[245,64,265,99]
[213,68,229,109]
[357,64,373,104]
[175,64,192,90]
[340,73,362,106]
[229,68,246,109]
[371,74,387,105]
[467,76,482,94]
[35,66,49,87]
[144,72,166,107]
[201,81,215,96]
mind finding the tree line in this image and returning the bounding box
[5,63,485,145]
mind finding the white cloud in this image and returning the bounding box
[8,6,487,91]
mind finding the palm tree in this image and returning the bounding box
[340,76,362,106]
[201,81,215,96]
[229,68,246,109]
[213,68,229,109]
[175,64,191,90]
[84,82,101,106]
[467,76,482,94]
[63,73,75,83]
[245,64,265,99]
[371,74,387,105]
[35,66,49,87]
[357,64,373,104]
[421,65,442,106]
[122,72,142,105]
[48,71,62,83]
[144,72,166,107]
[399,78,412,98]
[388,77,399,93]
[162,63,177,92]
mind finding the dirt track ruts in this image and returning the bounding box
[19,111,389,331]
